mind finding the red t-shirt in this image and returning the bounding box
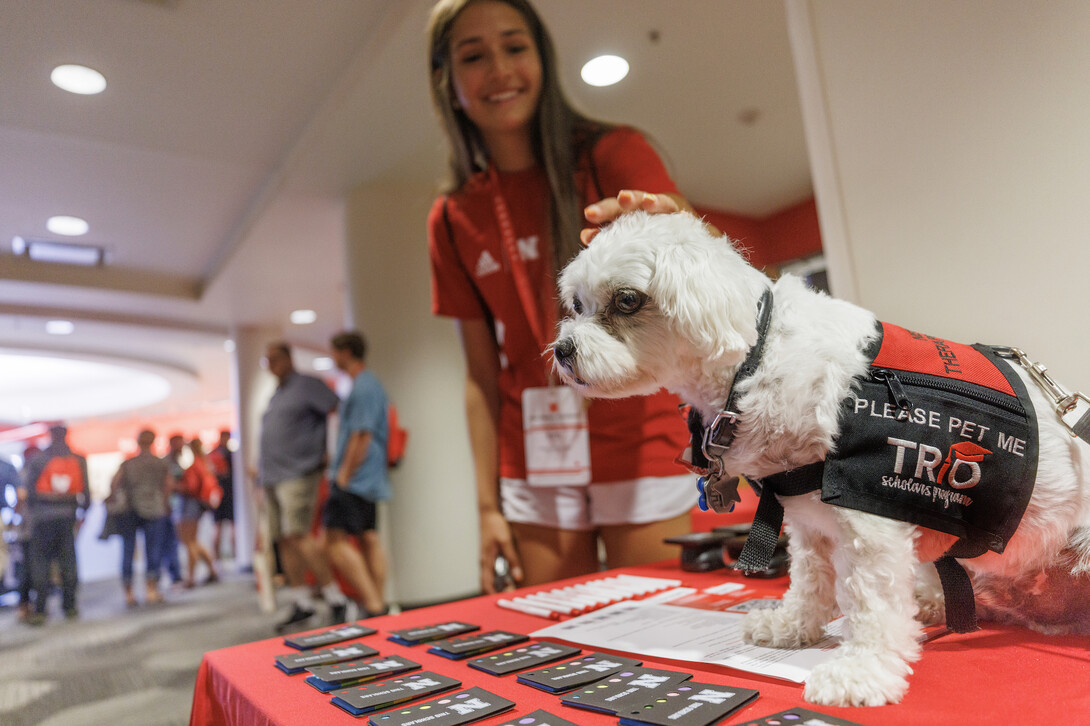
[427,127,689,482]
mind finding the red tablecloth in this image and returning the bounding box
[191,561,1090,726]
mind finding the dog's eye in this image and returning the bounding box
[613,289,645,315]
[571,297,584,315]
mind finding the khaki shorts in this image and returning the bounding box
[265,471,322,540]
[499,474,697,531]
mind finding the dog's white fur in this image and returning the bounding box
[552,211,1090,707]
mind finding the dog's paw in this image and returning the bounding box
[804,651,911,707]
[741,606,825,649]
[914,588,946,627]
[913,563,946,626]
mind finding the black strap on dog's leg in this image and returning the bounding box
[731,462,825,573]
[934,555,979,633]
[732,484,784,573]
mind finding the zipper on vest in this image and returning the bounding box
[872,369,911,411]
[872,368,1026,418]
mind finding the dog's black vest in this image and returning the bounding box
[824,321,1039,557]
[733,321,1039,632]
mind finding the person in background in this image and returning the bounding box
[19,425,87,625]
[160,434,186,587]
[14,444,41,622]
[259,341,349,630]
[426,0,697,593]
[178,437,219,587]
[0,455,18,607]
[111,429,171,606]
[323,331,391,618]
[208,430,235,560]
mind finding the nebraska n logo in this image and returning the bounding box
[516,235,539,261]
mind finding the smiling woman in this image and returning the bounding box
[425,0,700,597]
[0,351,172,423]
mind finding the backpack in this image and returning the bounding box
[183,460,224,509]
[34,455,86,501]
[387,404,408,468]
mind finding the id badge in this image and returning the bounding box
[522,386,591,487]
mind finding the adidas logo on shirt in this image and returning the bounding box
[475,250,501,278]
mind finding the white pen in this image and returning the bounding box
[572,580,638,598]
[497,599,559,619]
[520,594,582,614]
[544,587,608,607]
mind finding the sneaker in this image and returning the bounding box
[329,602,348,625]
[25,612,47,627]
[64,608,79,620]
[274,603,316,633]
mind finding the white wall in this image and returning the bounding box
[344,181,479,606]
[788,0,1090,386]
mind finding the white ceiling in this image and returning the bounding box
[0,0,813,426]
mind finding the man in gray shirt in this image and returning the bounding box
[259,341,348,630]
[112,429,172,607]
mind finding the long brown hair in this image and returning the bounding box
[427,0,613,271]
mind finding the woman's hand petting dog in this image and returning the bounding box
[581,189,688,246]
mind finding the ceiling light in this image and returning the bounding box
[45,320,75,335]
[581,55,629,87]
[12,236,26,254]
[313,356,335,371]
[50,64,107,95]
[223,339,236,353]
[290,309,317,325]
[24,238,103,266]
[46,215,89,236]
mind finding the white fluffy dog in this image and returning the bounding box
[551,210,1090,707]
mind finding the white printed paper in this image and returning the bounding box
[532,600,844,683]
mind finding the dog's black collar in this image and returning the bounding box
[688,287,774,471]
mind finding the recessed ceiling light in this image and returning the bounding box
[290,309,317,325]
[25,238,103,266]
[45,320,75,335]
[313,356,335,371]
[223,339,236,353]
[46,215,89,237]
[581,55,629,87]
[51,64,107,95]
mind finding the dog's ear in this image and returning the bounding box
[649,218,764,364]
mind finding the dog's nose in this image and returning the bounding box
[553,338,576,363]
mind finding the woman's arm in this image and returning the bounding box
[457,318,523,593]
